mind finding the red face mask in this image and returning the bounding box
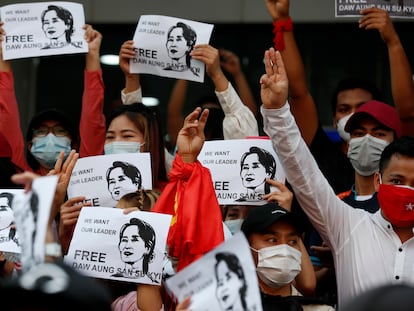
[378,184,414,227]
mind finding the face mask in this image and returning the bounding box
[104,142,143,155]
[336,114,353,142]
[251,244,301,288]
[347,134,389,176]
[30,133,71,169]
[224,219,244,235]
[378,183,414,227]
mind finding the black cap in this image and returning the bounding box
[341,284,414,311]
[25,109,79,171]
[241,203,303,238]
[0,261,112,311]
[26,109,78,142]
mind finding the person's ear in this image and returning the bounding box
[374,172,381,192]
[27,141,33,151]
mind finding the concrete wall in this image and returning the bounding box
[3,0,342,24]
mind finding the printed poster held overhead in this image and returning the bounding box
[335,0,414,18]
[131,15,214,83]
[0,1,88,60]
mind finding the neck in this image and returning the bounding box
[393,226,414,243]
[354,173,376,196]
[259,280,291,297]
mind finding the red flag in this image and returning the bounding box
[152,154,224,271]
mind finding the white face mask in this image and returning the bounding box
[251,244,302,288]
[104,141,143,155]
[347,134,389,176]
[224,219,244,235]
[336,114,353,142]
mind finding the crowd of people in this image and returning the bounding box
[2,0,414,310]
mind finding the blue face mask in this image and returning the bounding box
[30,133,71,169]
[224,219,244,235]
[104,141,143,155]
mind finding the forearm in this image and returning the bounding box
[216,82,258,139]
[124,73,141,94]
[79,70,105,157]
[294,238,316,296]
[137,285,163,311]
[232,71,258,116]
[387,39,414,135]
[167,80,187,147]
[0,71,30,171]
[85,50,101,71]
[279,30,319,145]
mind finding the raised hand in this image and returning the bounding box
[119,40,137,75]
[47,150,79,222]
[219,48,242,76]
[263,179,293,211]
[59,196,91,254]
[265,0,290,21]
[260,48,289,109]
[0,21,11,71]
[176,107,209,163]
[84,24,102,54]
[190,44,223,81]
[359,8,398,45]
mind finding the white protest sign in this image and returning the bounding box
[197,138,285,205]
[11,175,58,272]
[64,206,172,285]
[335,0,414,17]
[1,1,88,60]
[0,189,23,254]
[131,15,214,83]
[67,153,153,207]
[166,232,262,311]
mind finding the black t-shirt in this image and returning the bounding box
[261,292,329,311]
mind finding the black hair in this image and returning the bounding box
[240,146,276,194]
[106,103,168,188]
[379,136,414,174]
[25,109,79,172]
[167,22,197,69]
[214,252,247,311]
[118,218,156,274]
[106,161,142,187]
[330,78,384,116]
[41,5,74,43]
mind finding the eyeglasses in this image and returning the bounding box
[32,126,69,137]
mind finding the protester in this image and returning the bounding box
[259,47,414,307]
[0,22,101,176]
[264,1,414,305]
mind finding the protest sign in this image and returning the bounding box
[12,175,58,271]
[131,15,214,83]
[197,138,285,205]
[1,1,88,60]
[65,206,172,285]
[166,232,263,311]
[67,153,152,207]
[335,0,414,17]
[0,189,23,254]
